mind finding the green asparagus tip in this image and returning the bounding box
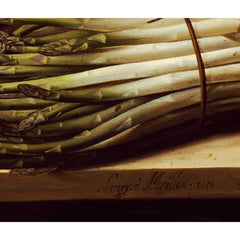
[0,31,24,54]
[18,111,39,132]
[18,84,50,99]
[39,40,74,56]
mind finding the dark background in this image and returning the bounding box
[0,198,240,222]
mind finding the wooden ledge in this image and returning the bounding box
[0,128,240,201]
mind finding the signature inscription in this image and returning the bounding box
[103,170,215,199]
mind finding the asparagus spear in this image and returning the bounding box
[0,65,93,77]
[0,109,35,122]
[1,45,240,94]
[81,97,240,151]
[3,42,240,67]
[139,18,210,29]
[0,97,56,109]
[23,29,97,45]
[19,102,114,131]
[105,18,240,45]
[0,30,24,54]
[2,81,240,155]
[48,103,113,123]
[25,26,74,38]
[7,45,41,54]
[21,96,154,137]
[0,103,112,125]
[9,19,214,55]
[39,33,106,56]
[0,18,156,31]
[0,93,24,99]
[36,34,240,64]
[1,27,91,54]
[18,102,82,131]
[18,63,240,102]
[17,32,240,61]
[12,24,42,37]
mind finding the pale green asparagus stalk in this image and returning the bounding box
[0,65,93,77]
[3,42,240,66]
[1,27,96,55]
[36,34,240,64]
[0,30,25,54]
[0,18,156,31]
[105,18,240,45]
[18,63,240,103]
[23,29,97,45]
[0,109,35,122]
[0,103,113,126]
[38,33,106,55]
[69,18,156,31]
[21,96,154,137]
[1,46,240,93]
[80,97,240,151]
[19,102,114,131]
[0,93,24,99]
[1,81,240,155]
[0,97,56,109]
[18,102,82,131]
[12,24,42,37]
[13,32,240,61]
[25,26,74,38]
[48,103,114,122]
[8,45,41,53]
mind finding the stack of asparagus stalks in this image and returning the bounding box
[0,18,240,168]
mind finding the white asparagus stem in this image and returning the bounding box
[44,34,240,66]
[140,18,210,29]
[1,18,155,31]
[62,62,240,102]
[4,35,240,66]
[20,61,240,103]
[2,45,240,93]
[80,97,240,151]
[105,18,240,45]
[75,18,156,31]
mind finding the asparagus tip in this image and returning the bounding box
[18,84,50,99]
[18,111,43,132]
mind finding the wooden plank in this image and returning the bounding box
[0,129,240,201]
[0,168,240,201]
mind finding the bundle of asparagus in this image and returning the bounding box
[0,18,240,168]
